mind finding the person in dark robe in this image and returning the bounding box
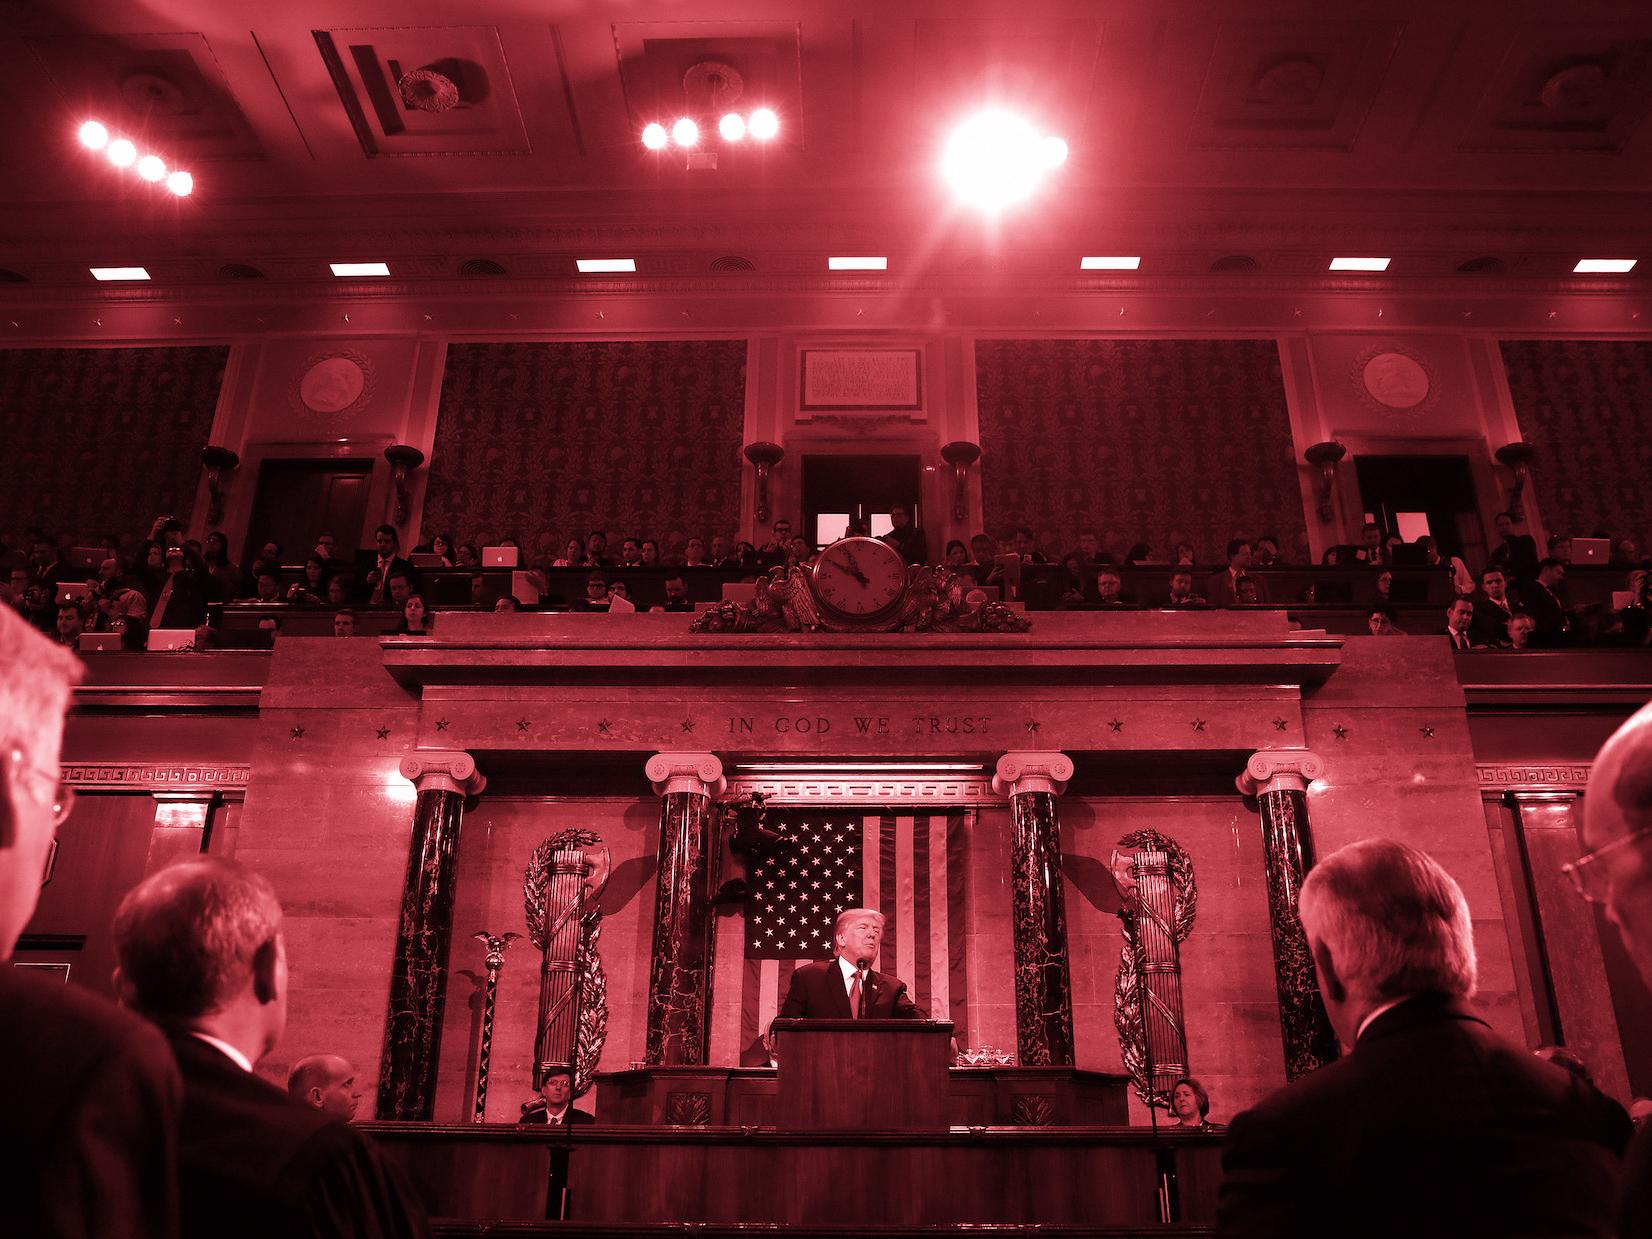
[112,858,431,1239]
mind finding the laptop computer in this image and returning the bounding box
[408,553,448,569]
[481,546,519,568]
[147,629,197,652]
[78,632,122,652]
[1572,537,1611,565]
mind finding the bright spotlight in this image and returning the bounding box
[166,170,193,197]
[748,108,779,141]
[719,112,746,142]
[641,122,669,150]
[136,155,166,182]
[941,110,1066,212]
[672,117,699,148]
[107,138,137,168]
[79,121,109,150]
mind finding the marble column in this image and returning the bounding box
[377,749,485,1120]
[1236,748,1340,1080]
[993,751,1077,1067]
[643,752,726,1065]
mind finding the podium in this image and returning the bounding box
[771,1017,953,1130]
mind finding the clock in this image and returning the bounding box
[811,536,908,619]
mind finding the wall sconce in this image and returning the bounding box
[744,441,784,525]
[940,441,982,522]
[384,444,426,526]
[200,445,240,526]
[1303,441,1347,522]
[1494,441,1536,522]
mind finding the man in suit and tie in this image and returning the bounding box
[360,524,418,607]
[112,859,430,1239]
[1218,839,1620,1238]
[1444,597,1476,651]
[0,606,182,1239]
[778,908,922,1020]
[519,1065,595,1125]
[1522,557,1572,644]
[1208,539,1268,607]
[1469,567,1519,647]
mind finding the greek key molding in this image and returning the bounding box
[1477,764,1590,792]
[724,776,996,806]
[60,763,250,791]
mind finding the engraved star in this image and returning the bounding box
[1109,719,1124,733]
[1191,719,1207,733]
[680,720,695,733]
[597,720,611,735]
[1025,720,1041,734]
[435,719,450,732]
[290,726,305,740]
[1419,726,1435,739]
[375,726,391,740]
[1332,724,1349,741]
[1272,718,1289,732]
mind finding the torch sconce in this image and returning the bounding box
[744,441,785,525]
[200,445,240,527]
[940,441,982,523]
[384,444,426,526]
[1494,441,1536,522]
[1303,441,1347,522]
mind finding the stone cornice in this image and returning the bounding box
[1477,763,1590,793]
[724,775,995,806]
[60,762,250,792]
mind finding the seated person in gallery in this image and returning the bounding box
[519,1066,594,1126]
[1169,1076,1225,1132]
[1166,568,1207,607]
[778,908,922,1020]
[656,573,695,612]
[1091,567,1134,608]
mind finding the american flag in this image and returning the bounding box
[738,810,970,1062]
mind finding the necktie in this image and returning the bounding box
[848,970,862,1019]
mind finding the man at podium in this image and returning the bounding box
[779,908,922,1020]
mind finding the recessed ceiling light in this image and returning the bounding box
[1081,256,1141,270]
[1574,258,1637,274]
[828,256,887,270]
[78,121,109,150]
[330,262,390,277]
[90,267,150,281]
[1329,257,1391,272]
[576,258,637,273]
[748,108,780,141]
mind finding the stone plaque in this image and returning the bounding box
[800,348,923,411]
[1361,351,1430,409]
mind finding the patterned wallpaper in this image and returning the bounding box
[0,345,227,546]
[1499,339,1652,546]
[423,340,748,557]
[974,339,1303,562]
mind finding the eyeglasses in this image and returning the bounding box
[1561,825,1652,903]
[5,747,76,829]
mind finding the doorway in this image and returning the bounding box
[801,454,922,547]
[245,459,374,565]
[1354,454,1486,565]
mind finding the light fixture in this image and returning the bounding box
[576,258,637,273]
[735,762,984,773]
[748,108,779,141]
[78,121,109,150]
[329,262,390,277]
[641,122,669,150]
[671,117,699,148]
[106,138,137,168]
[719,112,746,142]
[89,267,150,281]
[1574,258,1637,274]
[1329,257,1391,271]
[828,256,887,270]
[1081,256,1141,270]
[136,155,166,183]
[166,171,193,197]
[941,109,1068,213]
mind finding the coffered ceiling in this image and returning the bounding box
[2,0,1650,291]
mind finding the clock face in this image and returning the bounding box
[811,537,908,617]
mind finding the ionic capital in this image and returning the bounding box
[646,751,726,799]
[992,751,1075,798]
[1236,748,1326,798]
[399,749,486,797]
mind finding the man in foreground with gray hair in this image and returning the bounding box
[1218,838,1620,1238]
[0,604,182,1237]
[113,859,429,1239]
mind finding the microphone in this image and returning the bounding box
[855,959,870,1018]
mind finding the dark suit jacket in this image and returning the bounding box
[168,1033,430,1239]
[1,965,180,1239]
[1207,569,1268,606]
[778,958,922,1020]
[1488,533,1540,581]
[1470,592,1518,647]
[1522,579,1570,641]
[1625,1119,1652,1239]
[519,1105,595,1125]
[1217,993,1621,1239]
[357,554,419,605]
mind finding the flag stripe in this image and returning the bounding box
[926,813,949,1022]
[739,957,762,1052]
[948,812,970,1044]
[879,816,898,973]
[912,815,931,1014]
[895,814,916,997]
[757,958,780,1041]
[862,815,881,914]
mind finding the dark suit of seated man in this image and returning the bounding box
[1217,839,1620,1239]
[113,859,430,1239]
[779,907,921,1020]
[518,1065,595,1125]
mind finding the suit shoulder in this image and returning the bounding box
[0,967,174,1077]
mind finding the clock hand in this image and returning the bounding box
[842,552,870,585]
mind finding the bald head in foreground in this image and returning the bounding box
[1217,839,1621,1239]
[0,603,181,1239]
[114,859,429,1239]
[1577,701,1652,1237]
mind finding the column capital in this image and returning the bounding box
[646,751,726,798]
[399,749,486,797]
[992,751,1075,798]
[1237,748,1326,797]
